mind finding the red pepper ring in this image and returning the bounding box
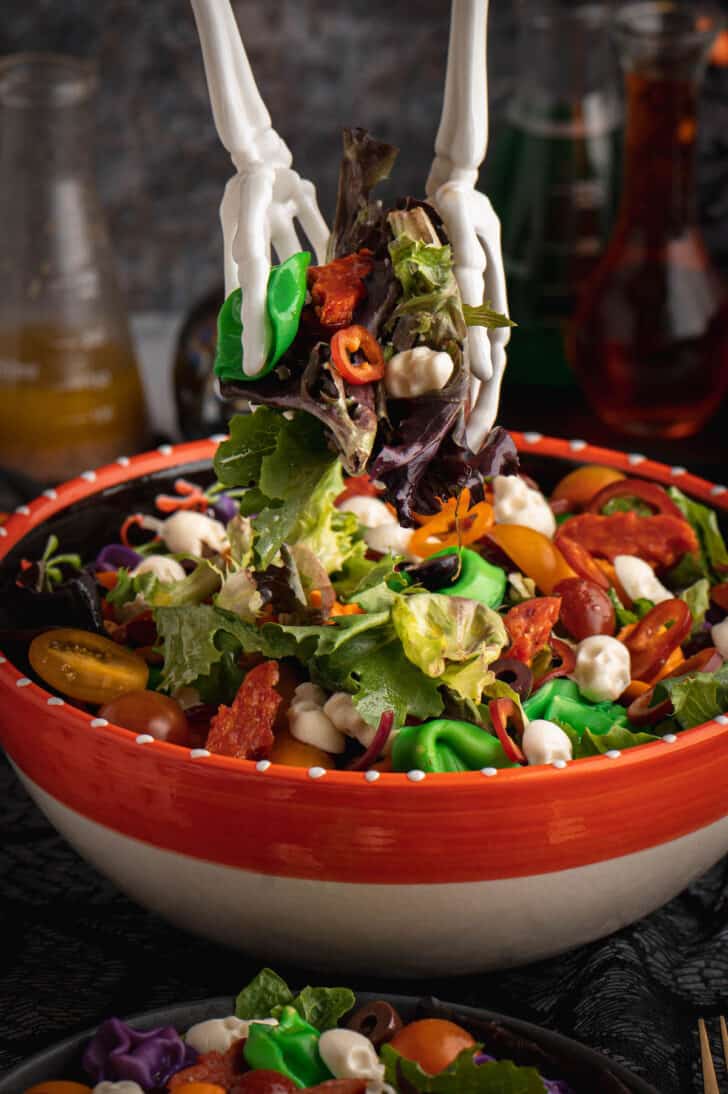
[488,698,526,764]
[627,646,723,725]
[586,478,685,521]
[554,536,610,589]
[624,598,692,682]
[330,325,385,385]
[532,637,577,688]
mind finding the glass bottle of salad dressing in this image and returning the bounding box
[0,54,147,483]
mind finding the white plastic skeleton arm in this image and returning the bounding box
[190,0,330,377]
[426,0,511,452]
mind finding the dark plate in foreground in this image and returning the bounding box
[0,993,660,1094]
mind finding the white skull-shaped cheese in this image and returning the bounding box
[711,617,728,659]
[613,555,671,604]
[522,719,573,766]
[93,1084,145,1094]
[160,511,229,557]
[573,635,631,702]
[338,496,397,529]
[493,476,556,539]
[184,1015,277,1054]
[287,682,345,754]
[384,346,454,398]
[318,1028,386,1084]
[131,555,187,584]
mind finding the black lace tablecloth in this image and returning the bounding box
[0,754,726,1094]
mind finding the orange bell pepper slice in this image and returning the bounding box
[409,489,494,559]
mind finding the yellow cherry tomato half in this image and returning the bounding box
[551,464,625,510]
[29,628,149,705]
[487,524,576,594]
[24,1084,92,1094]
[269,727,332,768]
[389,1019,476,1075]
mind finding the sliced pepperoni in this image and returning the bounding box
[206,661,281,761]
[556,512,699,570]
[503,597,562,664]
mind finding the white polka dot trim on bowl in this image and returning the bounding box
[627,453,645,465]
[662,734,677,743]
[522,432,543,444]
[552,759,568,769]
[15,677,31,687]
[308,766,327,779]
[710,484,727,497]
[569,439,587,451]
[80,470,97,482]
[42,488,57,499]
[190,748,210,759]
[364,769,380,782]
[157,444,173,455]
[481,767,498,777]
[90,717,109,728]
[135,734,154,745]
[14,505,30,516]
[605,749,621,759]
[0,527,7,538]
[255,759,271,773]
[407,769,426,782]
[209,433,228,443]
[46,696,64,706]
[116,456,130,467]
[670,466,686,477]
[716,715,728,726]
[0,656,6,664]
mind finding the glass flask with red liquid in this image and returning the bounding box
[568,2,728,438]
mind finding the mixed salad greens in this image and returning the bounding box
[2,130,728,773]
[28,967,637,1093]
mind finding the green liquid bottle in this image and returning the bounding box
[485,2,623,388]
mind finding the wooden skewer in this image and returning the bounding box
[698,1018,720,1094]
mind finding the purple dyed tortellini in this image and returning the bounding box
[82,1018,197,1090]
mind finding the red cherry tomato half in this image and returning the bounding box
[99,690,191,746]
[330,325,385,384]
[28,628,149,705]
[627,647,723,724]
[553,577,616,641]
[624,598,692,682]
[586,478,685,520]
[388,1019,476,1076]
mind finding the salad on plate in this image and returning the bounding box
[3,131,728,775]
[21,967,637,1093]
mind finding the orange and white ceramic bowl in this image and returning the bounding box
[1,434,727,976]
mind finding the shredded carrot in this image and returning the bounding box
[155,478,208,514]
[330,600,363,616]
[120,513,146,547]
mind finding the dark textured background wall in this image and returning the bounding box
[0,1,516,312]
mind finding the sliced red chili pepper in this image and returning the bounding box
[155,478,208,514]
[587,478,685,520]
[307,251,374,330]
[330,324,385,385]
[627,646,723,724]
[624,598,692,682]
[504,597,562,664]
[532,637,577,688]
[556,512,699,569]
[554,536,610,589]
[711,582,728,613]
[488,698,526,764]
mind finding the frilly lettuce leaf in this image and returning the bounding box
[653,662,728,729]
[680,577,710,630]
[561,722,659,758]
[271,985,355,1032]
[388,233,467,350]
[235,968,292,1019]
[668,486,728,580]
[381,1044,548,1092]
[391,592,508,700]
[214,411,360,571]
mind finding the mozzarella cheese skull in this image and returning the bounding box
[613,555,672,605]
[318,1028,389,1086]
[185,1015,277,1054]
[287,682,345,754]
[131,555,187,584]
[493,475,556,538]
[573,634,631,702]
[384,346,454,398]
[522,718,573,766]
